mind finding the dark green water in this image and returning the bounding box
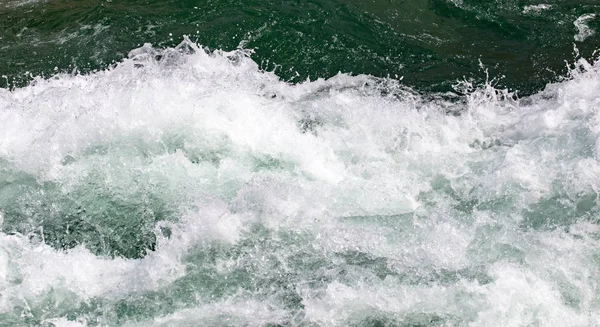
[2,1,600,326]
[2,0,600,93]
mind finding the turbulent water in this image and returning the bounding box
[2,0,600,326]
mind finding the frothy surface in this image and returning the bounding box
[1,40,600,326]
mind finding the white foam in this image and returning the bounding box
[522,4,552,14]
[2,39,600,325]
[125,299,292,327]
[0,0,45,9]
[574,14,597,42]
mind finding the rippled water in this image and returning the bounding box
[2,1,600,326]
[2,0,600,92]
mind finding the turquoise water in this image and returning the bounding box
[2,1,600,326]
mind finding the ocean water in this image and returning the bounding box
[1,1,600,326]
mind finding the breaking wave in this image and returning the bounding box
[1,39,600,326]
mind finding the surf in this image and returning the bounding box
[1,39,600,326]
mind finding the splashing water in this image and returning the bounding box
[1,39,600,326]
[575,14,598,42]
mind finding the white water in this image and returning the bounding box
[522,4,552,15]
[574,14,598,42]
[1,40,600,326]
[0,0,46,9]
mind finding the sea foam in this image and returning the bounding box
[1,39,600,326]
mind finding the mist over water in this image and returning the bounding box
[2,0,600,326]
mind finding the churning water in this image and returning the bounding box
[2,0,600,326]
[0,39,600,325]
